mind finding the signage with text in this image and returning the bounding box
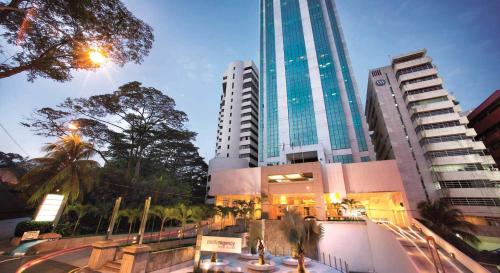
[21,231,40,241]
[200,236,242,254]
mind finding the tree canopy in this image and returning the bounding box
[23,81,208,205]
[0,0,154,81]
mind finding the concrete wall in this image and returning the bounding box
[209,167,261,196]
[146,246,195,273]
[365,220,419,273]
[318,221,374,272]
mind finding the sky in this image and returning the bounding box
[1,0,499,162]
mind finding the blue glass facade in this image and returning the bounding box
[264,0,279,158]
[307,0,349,150]
[325,0,368,152]
[281,0,318,147]
[333,154,353,164]
[259,0,265,162]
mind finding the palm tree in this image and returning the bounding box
[215,205,232,230]
[118,208,142,242]
[279,209,323,262]
[341,198,358,216]
[417,199,479,245]
[65,203,95,236]
[150,205,176,240]
[21,134,99,205]
[172,204,195,238]
[93,202,112,234]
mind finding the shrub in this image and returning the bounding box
[14,220,53,237]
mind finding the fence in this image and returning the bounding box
[266,246,349,273]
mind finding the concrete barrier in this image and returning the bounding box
[146,246,195,272]
[412,219,490,273]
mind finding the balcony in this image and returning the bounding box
[481,155,496,165]
[440,188,500,199]
[402,78,443,93]
[409,100,454,115]
[405,89,448,104]
[435,170,493,181]
[418,126,466,139]
[471,141,486,151]
[465,128,477,137]
[398,68,438,83]
[413,113,460,127]
[431,154,484,165]
[394,56,432,72]
[423,139,474,152]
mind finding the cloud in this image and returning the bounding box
[176,57,216,83]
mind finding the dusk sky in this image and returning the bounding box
[1,0,499,162]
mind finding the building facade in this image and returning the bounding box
[366,50,500,235]
[207,61,259,199]
[468,90,500,167]
[259,0,374,166]
[209,160,410,226]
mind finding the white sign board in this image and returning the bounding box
[200,236,242,254]
[34,194,64,222]
[21,231,40,241]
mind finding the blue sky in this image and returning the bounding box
[1,0,499,162]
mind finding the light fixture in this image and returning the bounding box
[268,175,285,180]
[285,173,302,179]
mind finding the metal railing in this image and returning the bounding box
[266,247,349,273]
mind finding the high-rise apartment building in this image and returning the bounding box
[468,90,500,167]
[259,0,374,166]
[366,49,500,235]
[210,60,259,170]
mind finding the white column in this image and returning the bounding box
[299,0,330,162]
[274,0,289,164]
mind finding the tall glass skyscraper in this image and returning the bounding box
[259,0,374,165]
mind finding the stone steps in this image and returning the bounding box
[99,259,122,273]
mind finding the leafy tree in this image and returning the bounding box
[172,203,196,238]
[150,205,175,240]
[118,208,141,241]
[0,151,29,183]
[0,0,153,81]
[22,81,208,199]
[418,199,479,245]
[20,134,99,205]
[64,203,95,235]
[92,202,112,234]
[215,205,232,230]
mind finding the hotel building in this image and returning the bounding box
[259,0,374,165]
[207,61,259,197]
[208,0,410,226]
[366,50,500,236]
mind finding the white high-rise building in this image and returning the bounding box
[207,61,259,197]
[366,49,500,236]
[259,0,374,166]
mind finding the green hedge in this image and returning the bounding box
[14,220,53,237]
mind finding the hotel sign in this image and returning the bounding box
[200,236,242,254]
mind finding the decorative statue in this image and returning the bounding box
[297,243,306,273]
[210,251,217,263]
[257,237,266,265]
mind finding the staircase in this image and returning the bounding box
[99,260,122,273]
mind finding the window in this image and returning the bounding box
[439,180,496,189]
[332,154,353,164]
[361,156,370,162]
[443,197,500,207]
[232,82,234,89]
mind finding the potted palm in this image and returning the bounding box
[279,210,323,273]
